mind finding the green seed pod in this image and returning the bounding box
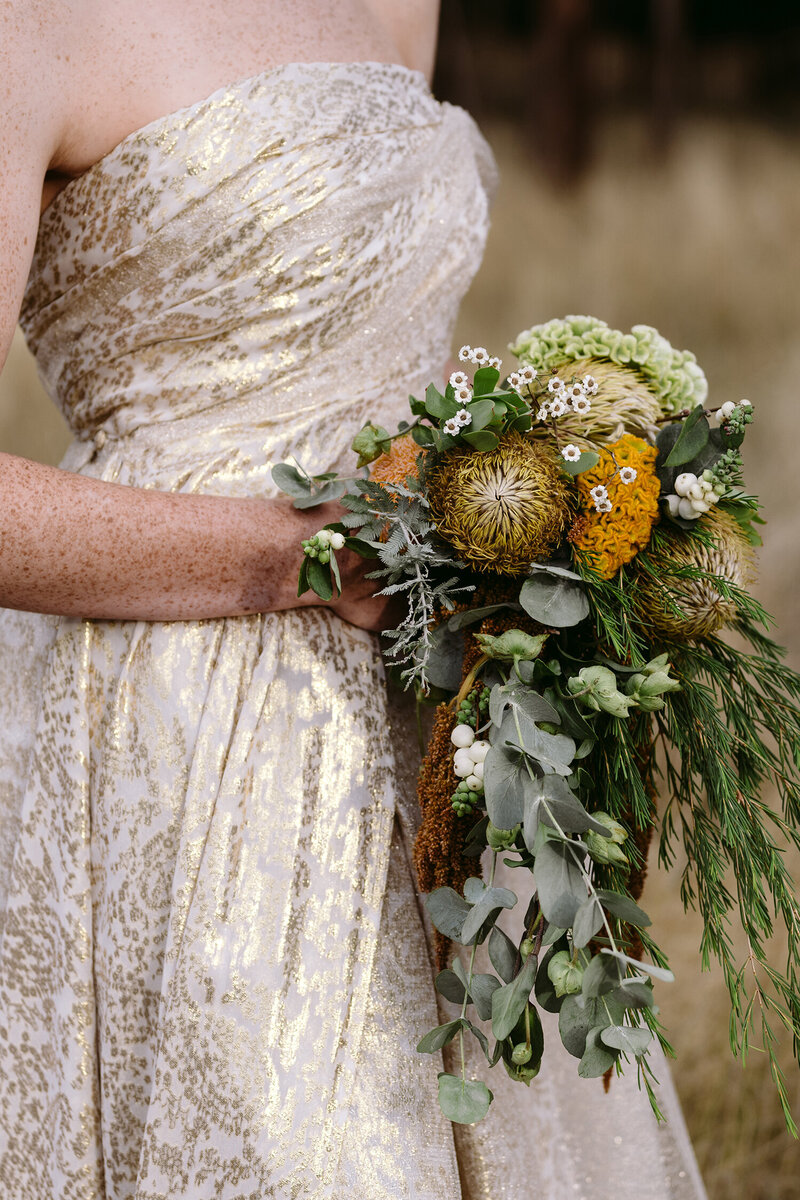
[511,1042,533,1066]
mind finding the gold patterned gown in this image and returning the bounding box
[0,62,706,1200]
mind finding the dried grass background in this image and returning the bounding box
[2,110,799,1197]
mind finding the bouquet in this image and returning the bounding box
[273,315,800,1130]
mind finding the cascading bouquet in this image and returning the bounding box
[273,315,800,1130]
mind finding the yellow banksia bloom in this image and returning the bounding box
[572,434,660,579]
[426,432,573,575]
[637,509,755,639]
[369,433,422,486]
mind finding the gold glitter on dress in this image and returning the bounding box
[0,61,706,1200]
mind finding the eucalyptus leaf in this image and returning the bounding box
[427,888,472,942]
[489,682,559,730]
[292,480,345,509]
[602,949,675,982]
[611,979,656,1010]
[488,926,518,984]
[581,953,625,998]
[519,573,590,628]
[423,624,465,692]
[469,972,503,1021]
[462,877,486,905]
[558,993,624,1058]
[523,776,609,850]
[498,710,576,778]
[417,1018,467,1054]
[437,1073,493,1124]
[600,1024,653,1056]
[596,889,652,929]
[491,955,538,1041]
[561,450,600,477]
[532,839,586,927]
[465,1020,496,1063]
[578,1027,619,1077]
[482,744,528,830]
[572,896,605,949]
[527,562,584,581]
[460,886,518,946]
[271,462,312,497]
[434,969,469,1006]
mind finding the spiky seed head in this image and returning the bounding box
[532,359,662,450]
[426,432,574,575]
[638,509,756,639]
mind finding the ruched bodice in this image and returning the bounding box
[21,62,495,490]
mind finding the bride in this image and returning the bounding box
[0,2,707,1197]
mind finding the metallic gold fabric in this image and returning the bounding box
[0,61,705,1200]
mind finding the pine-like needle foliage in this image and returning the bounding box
[582,545,800,1133]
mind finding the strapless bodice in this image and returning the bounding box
[20,61,496,492]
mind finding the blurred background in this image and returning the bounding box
[1,1,799,1196]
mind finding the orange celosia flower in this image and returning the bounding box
[571,434,660,579]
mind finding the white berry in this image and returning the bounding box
[451,725,476,749]
[468,740,490,764]
[453,749,476,777]
[465,773,483,791]
[674,473,697,498]
[329,532,346,550]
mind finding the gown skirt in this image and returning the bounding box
[0,61,707,1200]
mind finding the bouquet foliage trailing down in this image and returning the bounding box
[273,315,800,1131]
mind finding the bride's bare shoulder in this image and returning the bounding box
[0,1,78,360]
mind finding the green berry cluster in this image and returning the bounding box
[721,403,753,439]
[456,685,490,727]
[451,779,482,817]
[706,447,744,490]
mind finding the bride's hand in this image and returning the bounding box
[298,500,402,633]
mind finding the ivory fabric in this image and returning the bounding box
[0,61,705,1199]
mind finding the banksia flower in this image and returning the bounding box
[532,359,663,450]
[571,435,661,579]
[369,433,422,486]
[637,509,755,639]
[426,432,573,575]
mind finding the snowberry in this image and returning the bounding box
[329,532,346,550]
[674,472,698,497]
[465,773,483,791]
[450,725,475,749]
[468,740,490,764]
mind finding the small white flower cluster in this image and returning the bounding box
[458,344,502,370]
[561,443,582,463]
[715,398,751,424]
[448,371,473,406]
[664,471,722,520]
[506,364,537,393]
[589,484,613,514]
[619,466,637,484]
[537,373,597,422]
[443,409,473,437]
[450,723,489,792]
